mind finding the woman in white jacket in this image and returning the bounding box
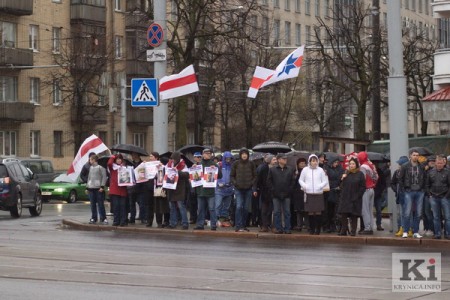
[299,154,329,234]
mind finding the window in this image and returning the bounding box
[114,131,121,144]
[133,133,145,148]
[115,0,121,11]
[0,76,17,102]
[295,0,301,12]
[53,80,62,105]
[419,0,422,13]
[285,0,290,11]
[262,0,268,5]
[274,0,280,8]
[273,20,280,46]
[305,25,311,43]
[425,0,429,15]
[53,131,63,157]
[30,78,40,104]
[52,0,62,3]
[30,131,40,156]
[324,0,330,17]
[295,23,301,45]
[0,131,17,156]
[262,17,269,45]
[1,21,16,47]
[115,35,123,58]
[98,131,107,145]
[52,27,61,53]
[285,21,291,45]
[305,0,311,15]
[411,0,416,11]
[315,0,320,16]
[29,25,39,51]
[405,0,409,10]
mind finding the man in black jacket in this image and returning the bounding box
[426,155,450,239]
[398,149,426,239]
[267,153,296,234]
[256,154,274,232]
[230,148,257,232]
[80,152,96,183]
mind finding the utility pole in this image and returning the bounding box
[371,0,381,141]
[153,0,168,153]
[387,0,409,232]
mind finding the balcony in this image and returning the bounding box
[125,11,150,29]
[0,102,35,123]
[71,3,106,23]
[126,59,152,76]
[70,105,107,124]
[0,47,33,68]
[71,56,107,73]
[127,107,153,126]
[432,0,450,18]
[0,0,33,15]
[433,49,450,89]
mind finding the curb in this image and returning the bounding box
[61,219,450,248]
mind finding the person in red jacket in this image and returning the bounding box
[108,154,128,226]
[357,151,379,235]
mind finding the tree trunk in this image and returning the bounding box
[175,98,188,148]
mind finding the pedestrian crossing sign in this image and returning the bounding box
[131,78,159,107]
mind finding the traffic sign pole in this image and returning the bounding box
[153,0,168,154]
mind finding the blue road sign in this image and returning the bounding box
[131,78,158,107]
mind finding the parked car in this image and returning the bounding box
[40,174,109,203]
[0,159,43,218]
[19,158,58,184]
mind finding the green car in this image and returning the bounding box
[40,174,93,203]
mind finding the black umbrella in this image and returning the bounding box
[177,144,205,155]
[409,147,433,156]
[252,141,291,155]
[367,152,389,162]
[249,151,266,161]
[110,144,149,156]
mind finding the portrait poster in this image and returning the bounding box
[134,162,148,183]
[202,166,218,188]
[155,165,164,187]
[118,166,134,186]
[162,167,178,190]
[189,165,203,188]
[144,161,160,179]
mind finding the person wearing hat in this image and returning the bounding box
[107,154,128,226]
[215,151,234,227]
[299,154,329,235]
[230,147,257,232]
[267,153,296,234]
[194,148,222,231]
[398,149,426,239]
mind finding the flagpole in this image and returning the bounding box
[153,0,168,154]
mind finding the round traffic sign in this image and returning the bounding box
[147,23,164,47]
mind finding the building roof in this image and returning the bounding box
[422,86,450,101]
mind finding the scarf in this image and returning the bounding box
[167,159,186,171]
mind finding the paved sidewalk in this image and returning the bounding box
[62,216,450,248]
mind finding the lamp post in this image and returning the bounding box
[371,0,381,141]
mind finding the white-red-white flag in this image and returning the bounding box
[247,45,304,98]
[159,65,199,100]
[67,134,109,181]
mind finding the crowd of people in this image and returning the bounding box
[82,147,450,239]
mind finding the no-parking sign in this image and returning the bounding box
[147,23,164,47]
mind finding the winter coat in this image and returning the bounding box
[357,152,378,189]
[327,161,344,203]
[267,164,296,199]
[107,156,127,197]
[80,162,91,184]
[230,157,257,190]
[256,162,271,203]
[299,155,329,194]
[216,151,234,196]
[292,168,305,211]
[337,169,366,216]
[167,171,189,202]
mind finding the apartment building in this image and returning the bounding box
[0,0,441,171]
